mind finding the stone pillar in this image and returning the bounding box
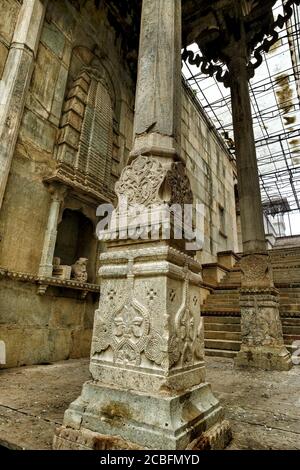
[228,51,292,371]
[229,53,266,254]
[131,0,182,160]
[38,184,67,278]
[53,0,231,450]
[0,0,47,209]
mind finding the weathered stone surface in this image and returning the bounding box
[0,0,21,44]
[235,288,292,371]
[31,43,61,115]
[0,42,8,79]
[0,278,95,368]
[41,21,65,59]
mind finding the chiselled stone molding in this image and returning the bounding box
[0,267,100,298]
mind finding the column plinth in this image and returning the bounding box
[235,253,292,370]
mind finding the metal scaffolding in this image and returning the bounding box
[182,1,300,235]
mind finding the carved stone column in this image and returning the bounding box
[0,0,47,209]
[53,0,231,450]
[38,184,67,279]
[229,53,266,254]
[229,47,291,371]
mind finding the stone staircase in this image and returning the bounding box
[202,247,300,359]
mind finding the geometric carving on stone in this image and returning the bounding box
[147,288,157,301]
[76,73,113,187]
[240,253,273,287]
[92,262,166,367]
[169,289,176,302]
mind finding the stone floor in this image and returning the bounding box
[0,357,299,450]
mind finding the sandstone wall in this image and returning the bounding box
[0,0,21,79]
[182,86,239,263]
[0,0,135,368]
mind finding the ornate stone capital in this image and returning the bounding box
[115,155,193,208]
[240,253,274,288]
[47,183,68,203]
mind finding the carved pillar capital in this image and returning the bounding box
[47,183,68,203]
[240,252,274,289]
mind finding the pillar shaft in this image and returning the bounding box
[229,54,266,253]
[131,0,182,159]
[0,0,47,209]
[38,185,67,278]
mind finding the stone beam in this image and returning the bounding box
[0,0,47,209]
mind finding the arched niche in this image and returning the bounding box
[54,208,97,283]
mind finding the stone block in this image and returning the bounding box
[61,110,83,133]
[0,41,8,78]
[0,0,21,43]
[63,96,85,117]
[20,109,56,153]
[67,85,87,104]
[41,21,65,58]
[58,125,80,149]
[51,65,68,120]
[31,43,61,113]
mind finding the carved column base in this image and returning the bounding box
[53,381,231,450]
[235,288,292,371]
[53,242,231,450]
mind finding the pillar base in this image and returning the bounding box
[53,381,231,450]
[235,345,292,371]
[235,285,292,371]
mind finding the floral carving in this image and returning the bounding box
[115,155,165,207]
[169,276,204,368]
[241,296,284,347]
[240,254,273,287]
[115,155,194,209]
[166,162,193,205]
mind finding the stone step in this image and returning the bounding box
[205,345,297,358]
[205,338,241,351]
[284,334,300,345]
[203,307,240,313]
[282,318,300,326]
[203,315,241,324]
[205,330,241,341]
[283,325,300,334]
[205,348,237,359]
[203,322,241,332]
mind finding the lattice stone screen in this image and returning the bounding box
[56,70,114,193]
